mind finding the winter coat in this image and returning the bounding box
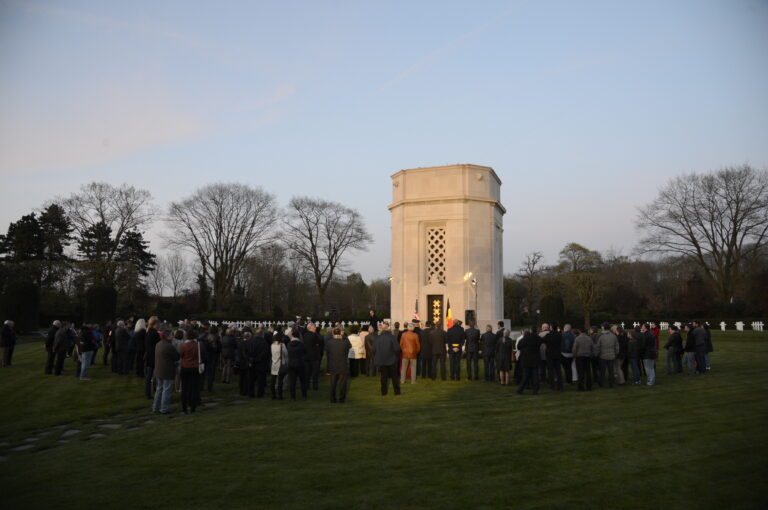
[465,327,481,353]
[287,339,307,369]
[374,331,401,366]
[325,336,352,375]
[481,331,497,357]
[496,336,515,371]
[221,334,238,360]
[1,324,17,348]
[572,333,594,358]
[302,331,324,361]
[429,328,447,358]
[544,330,562,360]
[114,327,131,353]
[561,331,575,354]
[399,330,421,359]
[617,333,628,358]
[154,339,180,380]
[270,342,288,376]
[516,332,542,369]
[134,329,146,353]
[595,331,619,360]
[144,328,161,367]
[418,328,432,359]
[78,329,97,352]
[642,330,657,359]
[45,326,59,352]
[665,333,683,353]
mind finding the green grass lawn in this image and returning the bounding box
[1,330,767,509]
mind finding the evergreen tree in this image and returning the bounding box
[116,229,156,277]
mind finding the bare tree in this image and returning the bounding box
[166,183,278,311]
[515,251,543,315]
[636,164,768,304]
[57,182,155,286]
[165,252,190,300]
[60,182,155,257]
[557,243,603,328]
[282,197,372,313]
[147,258,167,296]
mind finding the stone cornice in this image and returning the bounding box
[390,163,502,186]
[388,196,506,214]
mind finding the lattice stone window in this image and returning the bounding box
[426,227,446,285]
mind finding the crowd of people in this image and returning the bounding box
[3,312,715,413]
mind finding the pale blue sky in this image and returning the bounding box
[1,0,767,282]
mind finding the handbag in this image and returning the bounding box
[197,341,205,374]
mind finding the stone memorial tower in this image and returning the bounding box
[389,164,505,328]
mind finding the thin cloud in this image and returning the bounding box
[247,84,298,110]
[380,0,528,91]
[0,83,203,175]
[18,0,244,56]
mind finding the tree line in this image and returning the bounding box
[504,165,768,327]
[0,182,378,331]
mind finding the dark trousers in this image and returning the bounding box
[288,366,307,399]
[54,351,67,375]
[484,355,496,381]
[417,357,431,378]
[144,365,154,398]
[466,352,480,380]
[330,373,348,402]
[695,346,707,374]
[378,364,401,395]
[366,357,377,376]
[449,351,462,380]
[205,361,217,392]
[539,360,548,383]
[546,357,563,390]
[249,367,267,398]
[239,366,250,396]
[598,359,615,387]
[561,356,574,383]
[591,358,601,385]
[431,356,446,380]
[117,351,129,375]
[45,350,55,374]
[135,351,145,377]
[675,352,683,373]
[180,367,200,412]
[127,349,135,372]
[576,357,593,390]
[103,344,111,365]
[2,345,15,366]
[517,366,540,394]
[306,359,321,389]
[349,359,360,377]
[270,373,286,399]
[110,347,119,373]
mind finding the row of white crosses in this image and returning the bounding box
[618,320,765,332]
[184,320,378,330]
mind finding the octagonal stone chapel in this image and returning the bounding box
[389,164,505,329]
